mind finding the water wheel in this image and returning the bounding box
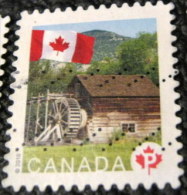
[48,98,82,138]
[34,97,87,144]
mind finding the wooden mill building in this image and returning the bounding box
[68,74,160,143]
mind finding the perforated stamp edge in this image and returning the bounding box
[2,2,183,191]
[0,16,10,88]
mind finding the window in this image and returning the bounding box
[121,123,136,133]
[128,123,135,132]
[122,124,128,132]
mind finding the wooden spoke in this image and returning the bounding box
[55,102,59,113]
[61,107,68,117]
[48,114,56,119]
[60,119,68,124]
[59,101,63,112]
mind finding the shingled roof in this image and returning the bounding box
[74,75,159,97]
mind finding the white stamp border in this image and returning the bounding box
[0,16,9,63]
[0,16,10,85]
[2,2,183,191]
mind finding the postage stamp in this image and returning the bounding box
[3,2,183,191]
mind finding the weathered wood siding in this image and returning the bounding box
[87,97,160,143]
[87,112,160,143]
[92,97,160,113]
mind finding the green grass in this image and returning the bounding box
[22,132,161,173]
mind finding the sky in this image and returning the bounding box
[33,18,156,38]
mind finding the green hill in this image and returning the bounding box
[83,30,131,61]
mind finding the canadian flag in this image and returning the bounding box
[30,30,95,64]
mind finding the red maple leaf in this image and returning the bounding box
[149,154,162,168]
[143,146,154,153]
[49,36,69,56]
[136,154,145,168]
[135,146,162,175]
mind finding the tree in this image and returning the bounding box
[27,60,83,97]
[116,32,158,84]
[87,57,120,75]
[28,59,53,97]
[86,32,158,84]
